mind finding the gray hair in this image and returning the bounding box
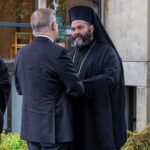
[30,8,56,36]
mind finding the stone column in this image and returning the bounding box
[38,0,47,8]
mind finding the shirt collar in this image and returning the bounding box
[36,35,54,42]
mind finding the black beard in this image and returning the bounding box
[71,31,93,48]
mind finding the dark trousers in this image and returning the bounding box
[27,141,70,150]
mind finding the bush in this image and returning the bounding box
[1,126,150,150]
[0,133,27,150]
[122,125,150,150]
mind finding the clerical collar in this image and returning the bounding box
[36,35,54,42]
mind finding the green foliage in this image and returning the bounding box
[122,125,150,150]
[1,125,150,150]
[0,133,27,150]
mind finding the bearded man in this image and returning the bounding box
[68,6,127,150]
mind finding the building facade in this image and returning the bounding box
[104,0,150,130]
[1,0,149,132]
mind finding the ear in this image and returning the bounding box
[51,22,57,31]
[89,25,94,33]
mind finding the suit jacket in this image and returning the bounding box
[15,36,84,144]
[0,59,11,133]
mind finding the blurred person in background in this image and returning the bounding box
[0,59,11,134]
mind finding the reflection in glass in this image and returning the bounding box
[0,0,35,58]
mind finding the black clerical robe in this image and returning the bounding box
[0,59,11,133]
[69,42,127,150]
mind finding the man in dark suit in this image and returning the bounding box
[0,59,11,134]
[15,8,84,150]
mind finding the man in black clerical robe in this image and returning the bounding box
[68,6,127,150]
[0,59,11,133]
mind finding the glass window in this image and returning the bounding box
[47,0,99,23]
[0,0,35,58]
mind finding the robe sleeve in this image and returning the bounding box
[81,48,126,148]
[0,59,11,114]
[83,47,120,99]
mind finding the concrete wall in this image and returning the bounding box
[104,0,148,62]
[104,0,150,130]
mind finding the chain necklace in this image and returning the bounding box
[73,41,96,75]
